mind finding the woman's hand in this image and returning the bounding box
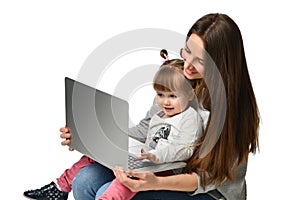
[114,167,199,192]
[134,148,159,163]
[59,127,74,151]
[113,167,159,192]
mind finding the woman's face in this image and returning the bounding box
[181,33,206,80]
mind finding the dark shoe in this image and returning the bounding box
[23,181,68,200]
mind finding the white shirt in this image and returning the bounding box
[145,106,202,163]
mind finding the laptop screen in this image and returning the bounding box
[65,77,130,170]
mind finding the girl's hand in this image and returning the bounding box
[134,148,159,163]
[59,127,74,151]
[113,167,159,192]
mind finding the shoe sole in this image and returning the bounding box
[23,194,36,199]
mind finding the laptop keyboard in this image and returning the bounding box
[128,155,155,170]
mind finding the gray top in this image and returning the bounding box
[129,100,247,200]
[191,161,247,200]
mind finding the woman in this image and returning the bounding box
[62,13,260,200]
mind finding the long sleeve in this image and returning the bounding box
[190,161,248,200]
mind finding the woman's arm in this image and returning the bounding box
[155,173,198,192]
[113,167,198,192]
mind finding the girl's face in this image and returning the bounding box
[181,33,206,80]
[155,90,190,118]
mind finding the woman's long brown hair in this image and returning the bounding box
[186,13,260,188]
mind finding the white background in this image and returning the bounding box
[1,1,299,199]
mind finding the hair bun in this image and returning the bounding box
[160,49,168,59]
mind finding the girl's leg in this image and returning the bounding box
[98,179,137,200]
[72,162,115,200]
[95,181,112,199]
[57,155,95,192]
[23,156,95,199]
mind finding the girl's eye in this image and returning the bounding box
[157,93,163,97]
[170,94,177,98]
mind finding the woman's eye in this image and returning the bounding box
[184,47,191,54]
[197,58,204,65]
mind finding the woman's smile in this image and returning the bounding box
[184,67,198,75]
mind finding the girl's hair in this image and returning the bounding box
[185,14,260,188]
[153,50,194,99]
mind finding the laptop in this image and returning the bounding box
[65,77,186,172]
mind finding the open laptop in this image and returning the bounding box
[65,77,186,172]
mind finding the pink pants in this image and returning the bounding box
[98,170,174,200]
[56,155,95,192]
[98,179,136,200]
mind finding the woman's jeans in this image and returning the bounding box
[72,162,214,200]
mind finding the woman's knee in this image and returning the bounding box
[73,163,97,188]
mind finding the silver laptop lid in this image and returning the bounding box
[65,77,129,170]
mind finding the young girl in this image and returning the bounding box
[98,51,201,200]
